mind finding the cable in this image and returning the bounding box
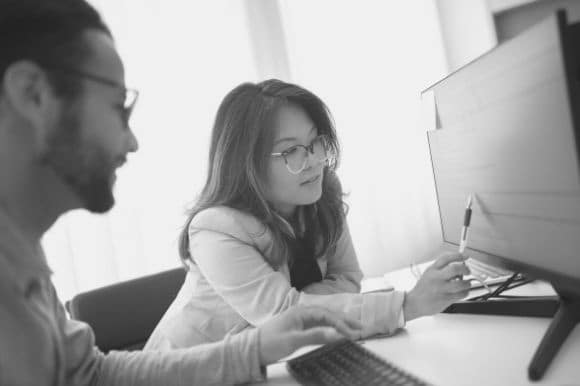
[468,273,533,302]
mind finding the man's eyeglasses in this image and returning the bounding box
[271,134,332,174]
[44,66,139,128]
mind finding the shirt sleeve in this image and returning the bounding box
[53,286,265,386]
[189,216,404,338]
[301,221,363,295]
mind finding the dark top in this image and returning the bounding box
[288,235,322,290]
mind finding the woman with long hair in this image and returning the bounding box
[145,79,470,349]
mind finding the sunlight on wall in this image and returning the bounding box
[43,0,456,301]
[43,0,258,301]
[280,0,449,274]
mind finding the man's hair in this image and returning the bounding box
[0,0,111,99]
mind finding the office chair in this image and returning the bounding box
[66,267,186,352]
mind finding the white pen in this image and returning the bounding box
[458,194,473,254]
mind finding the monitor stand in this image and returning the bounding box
[443,296,559,317]
[528,292,580,381]
[443,286,580,381]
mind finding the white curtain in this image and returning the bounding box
[44,0,451,301]
[43,0,258,302]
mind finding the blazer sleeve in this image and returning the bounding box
[189,208,405,338]
[301,221,363,295]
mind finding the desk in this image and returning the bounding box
[257,266,580,385]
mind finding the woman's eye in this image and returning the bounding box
[284,147,299,156]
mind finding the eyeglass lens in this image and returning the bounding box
[122,89,139,126]
[285,136,329,173]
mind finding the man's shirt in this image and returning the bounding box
[0,208,265,386]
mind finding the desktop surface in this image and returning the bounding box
[263,314,580,386]
[255,268,580,386]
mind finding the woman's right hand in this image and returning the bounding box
[403,253,471,322]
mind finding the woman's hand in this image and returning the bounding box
[257,305,363,365]
[403,253,471,322]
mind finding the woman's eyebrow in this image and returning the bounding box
[273,125,317,146]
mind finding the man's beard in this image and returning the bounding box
[41,104,117,213]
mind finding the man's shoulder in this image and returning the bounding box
[0,264,58,384]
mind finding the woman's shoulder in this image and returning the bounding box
[189,206,268,241]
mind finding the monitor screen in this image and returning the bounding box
[423,11,580,295]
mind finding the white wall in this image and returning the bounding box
[45,1,501,298]
[44,0,260,301]
[435,0,498,72]
[243,0,291,80]
[280,0,449,275]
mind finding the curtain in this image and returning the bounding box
[278,0,449,275]
[43,0,258,302]
[44,0,452,301]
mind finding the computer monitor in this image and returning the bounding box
[422,10,580,381]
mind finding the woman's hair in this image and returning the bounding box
[178,79,346,268]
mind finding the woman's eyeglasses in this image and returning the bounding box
[271,134,332,174]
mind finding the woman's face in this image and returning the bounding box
[264,103,326,218]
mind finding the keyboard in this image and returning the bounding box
[286,339,430,386]
[465,258,514,289]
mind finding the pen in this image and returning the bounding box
[458,194,473,254]
[458,194,491,293]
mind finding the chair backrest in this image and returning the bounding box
[66,267,186,352]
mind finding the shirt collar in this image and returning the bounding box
[0,206,52,288]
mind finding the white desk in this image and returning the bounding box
[257,266,580,385]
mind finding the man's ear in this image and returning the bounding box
[2,60,60,135]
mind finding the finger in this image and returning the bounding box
[441,261,470,280]
[288,327,344,352]
[432,253,466,269]
[459,289,470,299]
[445,279,472,294]
[312,313,361,340]
[341,315,363,330]
[306,310,362,340]
[451,289,470,301]
[333,319,362,340]
[300,306,362,334]
[330,315,363,339]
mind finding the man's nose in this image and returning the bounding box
[127,128,139,153]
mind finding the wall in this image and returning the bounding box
[279,0,449,275]
[435,0,498,72]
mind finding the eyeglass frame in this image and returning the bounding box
[270,134,332,175]
[41,65,139,129]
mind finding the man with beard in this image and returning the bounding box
[0,0,362,385]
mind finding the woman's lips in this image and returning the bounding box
[301,174,320,185]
